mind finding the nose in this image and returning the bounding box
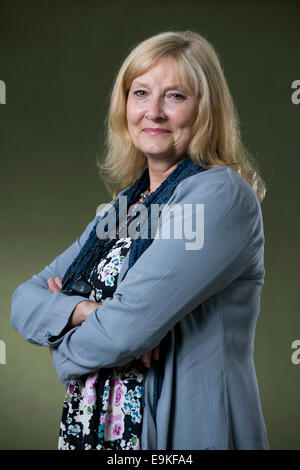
[145,95,166,120]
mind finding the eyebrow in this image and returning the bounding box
[131,81,187,92]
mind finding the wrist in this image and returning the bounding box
[70,300,88,327]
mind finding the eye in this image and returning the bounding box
[168,93,185,100]
[133,90,146,97]
[132,90,185,100]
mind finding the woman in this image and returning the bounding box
[10,30,269,450]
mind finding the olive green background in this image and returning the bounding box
[0,0,299,450]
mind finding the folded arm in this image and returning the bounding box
[10,202,113,346]
[49,170,264,384]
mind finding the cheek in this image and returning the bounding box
[127,99,143,126]
[184,106,198,126]
[169,105,197,129]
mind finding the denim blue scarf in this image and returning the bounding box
[61,154,207,419]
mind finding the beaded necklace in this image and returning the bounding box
[112,187,151,239]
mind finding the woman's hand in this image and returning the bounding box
[47,276,62,292]
[70,299,102,327]
[47,277,160,367]
[47,277,102,327]
[47,277,102,357]
[140,344,160,368]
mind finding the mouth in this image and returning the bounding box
[143,128,171,135]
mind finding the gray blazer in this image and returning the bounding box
[10,165,270,450]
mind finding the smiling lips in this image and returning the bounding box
[143,128,171,135]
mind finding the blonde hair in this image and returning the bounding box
[97,30,266,203]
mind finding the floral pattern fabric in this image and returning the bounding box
[58,236,146,450]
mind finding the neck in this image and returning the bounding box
[147,154,187,193]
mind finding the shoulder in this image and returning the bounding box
[173,165,261,216]
[168,165,264,250]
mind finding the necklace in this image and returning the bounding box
[112,187,151,239]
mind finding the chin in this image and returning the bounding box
[139,145,172,157]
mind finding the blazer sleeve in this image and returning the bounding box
[49,168,265,384]
[10,201,114,347]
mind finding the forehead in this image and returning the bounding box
[131,57,185,88]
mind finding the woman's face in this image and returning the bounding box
[126,56,199,162]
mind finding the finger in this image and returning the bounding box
[146,351,152,367]
[140,354,147,366]
[55,277,63,289]
[47,278,60,293]
[153,344,160,360]
[141,351,152,368]
[47,278,54,291]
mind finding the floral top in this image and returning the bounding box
[58,235,146,450]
